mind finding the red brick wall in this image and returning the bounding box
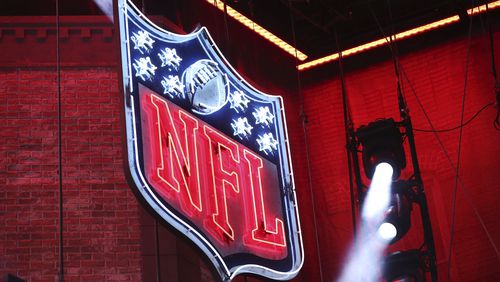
[2,12,500,282]
[0,68,142,281]
[299,26,500,281]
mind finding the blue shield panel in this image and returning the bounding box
[116,1,303,280]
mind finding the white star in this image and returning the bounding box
[256,133,279,155]
[253,106,274,127]
[231,117,253,138]
[131,30,155,54]
[229,90,250,113]
[158,47,182,70]
[133,57,157,81]
[161,75,185,98]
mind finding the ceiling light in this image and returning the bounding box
[298,0,500,70]
[356,118,406,179]
[205,0,308,61]
[381,181,412,244]
[383,250,425,282]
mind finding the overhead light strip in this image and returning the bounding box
[206,0,308,61]
[298,0,500,71]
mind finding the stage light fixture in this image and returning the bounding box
[383,250,425,282]
[356,118,406,179]
[378,181,412,244]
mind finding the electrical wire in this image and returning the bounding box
[446,2,475,279]
[400,64,500,261]
[371,1,499,278]
[286,1,324,281]
[154,220,161,282]
[334,29,358,238]
[56,0,65,281]
[485,3,500,131]
[413,102,494,132]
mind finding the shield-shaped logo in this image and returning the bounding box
[116,0,303,280]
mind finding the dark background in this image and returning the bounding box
[1,0,499,281]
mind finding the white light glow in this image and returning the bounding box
[133,57,157,81]
[231,117,253,138]
[131,30,155,54]
[362,162,393,222]
[257,133,279,154]
[253,106,274,127]
[158,47,182,70]
[378,222,397,241]
[228,90,250,113]
[338,162,395,282]
[161,75,185,98]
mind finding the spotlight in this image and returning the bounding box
[378,181,412,244]
[378,222,397,241]
[383,250,425,282]
[356,118,406,179]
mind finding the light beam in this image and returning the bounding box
[338,162,395,282]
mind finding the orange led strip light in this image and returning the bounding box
[298,0,500,71]
[206,0,308,61]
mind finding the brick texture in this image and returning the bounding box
[300,27,500,281]
[0,68,142,281]
[2,12,500,282]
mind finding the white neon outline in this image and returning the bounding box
[148,94,203,212]
[244,150,286,247]
[119,0,305,279]
[124,2,133,92]
[204,126,241,241]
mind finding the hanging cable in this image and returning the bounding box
[400,65,500,260]
[56,0,64,281]
[286,1,323,281]
[485,3,500,130]
[446,2,476,280]
[154,220,161,282]
[371,2,499,258]
[334,29,358,237]
[374,2,438,280]
[414,102,494,132]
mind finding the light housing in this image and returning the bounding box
[383,250,425,282]
[356,118,406,179]
[378,181,412,244]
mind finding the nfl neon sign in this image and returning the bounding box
[115,0,303,280]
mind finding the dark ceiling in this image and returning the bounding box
[1,0,492,60]
[223,0,490,59]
